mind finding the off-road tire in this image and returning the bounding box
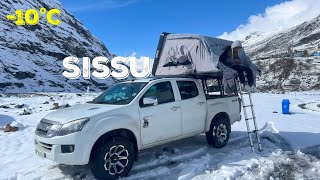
[90,137,135,180]
[206,115,231,148]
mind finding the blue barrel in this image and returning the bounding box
[282,99,290,114]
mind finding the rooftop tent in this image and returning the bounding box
[152,33,233,77]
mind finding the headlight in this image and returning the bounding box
[47,124,62,137]
[57,118,89,136]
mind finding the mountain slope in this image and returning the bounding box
[0,0,113,93]
[244,15,320,92]
[244,15,320,59]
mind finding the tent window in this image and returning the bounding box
[177,81,199,100]
[163,45,192,67]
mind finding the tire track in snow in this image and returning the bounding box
[124,133,267,180]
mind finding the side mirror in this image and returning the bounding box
[143,96,158,106]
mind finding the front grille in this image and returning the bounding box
[35,140,53,151]
[35,119,59,137]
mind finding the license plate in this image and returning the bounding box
[36,149,46,158]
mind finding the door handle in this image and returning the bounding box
[197,102,205,106]
[171,106,180,111]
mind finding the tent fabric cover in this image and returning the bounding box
[152,33,233,76]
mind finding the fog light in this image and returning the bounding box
[61,145,75,153]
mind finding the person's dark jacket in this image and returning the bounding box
[219,46,237,67]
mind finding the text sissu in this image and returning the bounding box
[62,56,151,80]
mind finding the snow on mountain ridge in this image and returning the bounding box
[0,0,114,93]
[244,14,320,59]
[243,14,320,92]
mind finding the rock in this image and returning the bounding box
[13,71,35,80]
[0,105,9,109]
[4,124,19,132]
[20,109,32,116]
[52,103,60,110]
[76,94,82,96]
[51,103,70,110]
[14,104,25,109]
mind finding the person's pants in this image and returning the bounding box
[230,65,254,86]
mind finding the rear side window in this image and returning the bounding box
[140,81,175,107]
[177,81,199,100]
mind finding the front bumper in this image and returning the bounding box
[34,132,92,165]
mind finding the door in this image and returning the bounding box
[176,81,206,134]
[139,81,182,145]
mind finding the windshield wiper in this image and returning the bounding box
[111,99,131,105]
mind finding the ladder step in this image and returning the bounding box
[248,130,259,134]
[237,79,262,153]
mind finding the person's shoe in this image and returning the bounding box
[250,86,258,93]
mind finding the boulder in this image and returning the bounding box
[4,124,19,132]
[20,109,32,116]
[14,104,25,108]
[51,103,71,110]
[0,105,9,109]
[52,103,60,109]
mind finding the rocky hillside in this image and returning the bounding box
[255,57,320,93]
[244,15,320,92]
[0,0,114,93]
[244,15,320,59]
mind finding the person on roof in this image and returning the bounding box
[220,40,258,92]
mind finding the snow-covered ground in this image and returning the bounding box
[1,92,320,180]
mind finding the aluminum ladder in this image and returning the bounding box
[238,82,263,152]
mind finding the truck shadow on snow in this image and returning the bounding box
[55,131,320,180]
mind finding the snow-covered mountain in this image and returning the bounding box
[244,14,320,92]
[244,14,320,59]
[0,0,114,93]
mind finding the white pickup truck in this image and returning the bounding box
[35,76,241,179]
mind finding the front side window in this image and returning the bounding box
[91,82,147,105]
[140,81,175,107]
[177,81,199,100]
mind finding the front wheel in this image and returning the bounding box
[206,115,231,148]
[90,137,135,180]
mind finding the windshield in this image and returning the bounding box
[90,82,148,105]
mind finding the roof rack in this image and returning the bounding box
[153,71,223,80]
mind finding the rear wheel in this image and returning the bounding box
[90,137,135,180]
[206,115,231,148]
